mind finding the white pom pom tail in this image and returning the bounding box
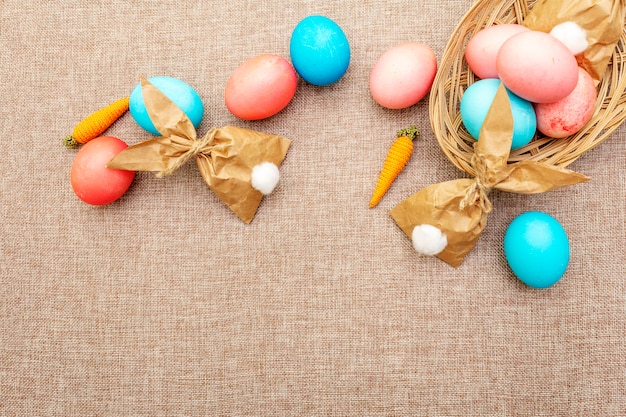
[411,224,447,256]
[251,162,280,195]
[550,21,588,55]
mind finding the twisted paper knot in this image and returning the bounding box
[460,177,492,213]
[460,147,496,212]
[156,128,218,178]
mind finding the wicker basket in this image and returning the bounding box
[429,0,626,177]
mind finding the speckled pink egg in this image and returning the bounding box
[225,54,297,120]
[369,42,437,109]
[535,67,597,138]
[496,30,579,103]
[465,24,530,79]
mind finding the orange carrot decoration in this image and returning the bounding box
[63,97,130,148]
[369,126,420,208]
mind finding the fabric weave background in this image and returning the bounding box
[1,1,624,415]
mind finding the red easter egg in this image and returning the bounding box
[225,54,298,120]
[71,136,135,205]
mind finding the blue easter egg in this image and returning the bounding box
[289,15,350,86]
[460,78,536,150]
[504,211,570,288]
[130,76,204,135]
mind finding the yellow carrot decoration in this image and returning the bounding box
[63,97,130,148]
[369,126,420,208]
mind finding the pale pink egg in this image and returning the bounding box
[465,24,530,79]
[496,30,579,103]
[225,54,297,120]
[369,42,437,109]
[535,67,597,138]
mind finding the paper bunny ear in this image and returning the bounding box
[138,76,198,140]
[108,77,292,224]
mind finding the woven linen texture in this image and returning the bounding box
[1,1,624,415]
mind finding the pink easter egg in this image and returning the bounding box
[496,30,578,103]
[535,67,597,138]
[465,24,530,79]
[369,42,437,109]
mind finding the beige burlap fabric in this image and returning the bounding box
[1,1,624,415]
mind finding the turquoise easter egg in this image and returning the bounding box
[130,76,204,135]
[460,78,536,150]
[289,15,350,86]
[504,211,570,288]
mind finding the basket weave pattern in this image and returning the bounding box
[429,0,626,176]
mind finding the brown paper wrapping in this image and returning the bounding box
[390,85,590,267]
[107,77,291,224]
[522,0,625,84]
